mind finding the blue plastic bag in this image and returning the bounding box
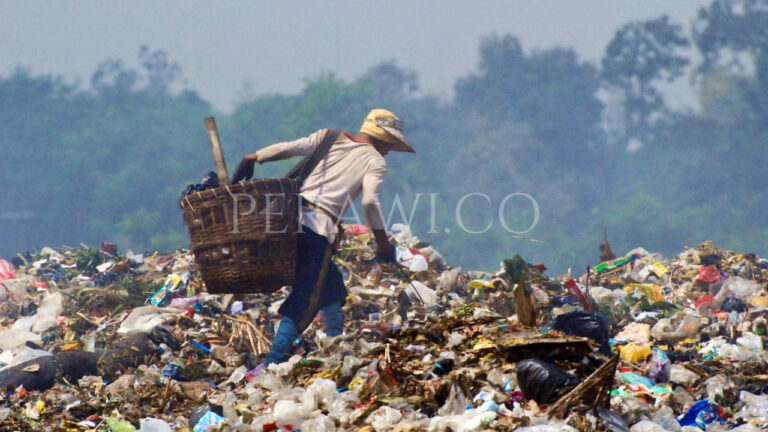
[193,410,228,432]
[677,399,723,428]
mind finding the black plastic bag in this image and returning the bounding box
[0,356,58,391]
[552,310,612,355]
[596,406,628,432]
[432,358,455,377]
[721,297,747,313]
[56,350,99,381]
[98,332,160,381]
[181,171,220,198]
[198,171,220,189]
[189,404,224,428]
[516,358,580,404]
[149,326,182,351]
[0,351,98,392]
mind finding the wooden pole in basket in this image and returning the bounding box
[205,117,234,301]
[204,117,230,186]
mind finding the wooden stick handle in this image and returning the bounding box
[204,117,230,186]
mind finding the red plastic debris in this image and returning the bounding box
[564,279,593,311]
[694,294,714,308]
[0,259,15,283]
[347,224,370,235]
[695,265,721,283]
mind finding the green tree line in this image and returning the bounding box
[1,0,766,274]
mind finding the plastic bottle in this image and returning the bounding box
[366,264,382,285]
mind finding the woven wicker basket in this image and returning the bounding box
[180,178,299,294]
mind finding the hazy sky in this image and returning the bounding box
[2,1,709,112]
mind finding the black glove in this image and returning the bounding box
[231,158,255,183]
[376,247,396,264]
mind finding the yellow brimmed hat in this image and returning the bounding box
[360,109,414,153]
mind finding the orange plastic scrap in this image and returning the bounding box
[60,341,83,351]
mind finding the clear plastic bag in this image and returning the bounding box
[628,420,666,432]
[725,277,761,300]
[367,406,403,431]
[651,406,682,432]
[138,418,172,432]
[305,378,338,411]
[737,332,764,354]
[515,420,579,431]
[0,329,43,351]
[735,390,768,421]
[300,415,336,432]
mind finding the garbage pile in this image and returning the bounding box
[1,231,768,431]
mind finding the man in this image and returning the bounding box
[237,109,414,365]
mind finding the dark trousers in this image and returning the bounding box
[277,226,346,330]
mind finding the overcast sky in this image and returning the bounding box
[1,1,709,112]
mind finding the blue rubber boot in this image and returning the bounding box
[320,303,344,337]
[264,316,299,365]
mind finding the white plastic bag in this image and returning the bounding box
[11,316,36,332]
[628,420,666,432]
[138,418,172,432]
[629,420,667,432]
[272,400,312,426]
[725,277,761,300]
[736,391,768,421]
[737,333,764,354]
[670,365,699,387]
[300,415,336,432]
[515,420,579,432]
[367,406,403,431]
[118,306,183,335]
[408,254,429,272]
[406,281,437,306]
[0,329,43,351]
[31,292,64,333]
[305,378,338,411]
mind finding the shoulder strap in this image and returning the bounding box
[285,129,341,187]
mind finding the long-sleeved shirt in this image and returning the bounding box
[255,129,387,241]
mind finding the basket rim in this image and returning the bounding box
[180,177,297,208]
